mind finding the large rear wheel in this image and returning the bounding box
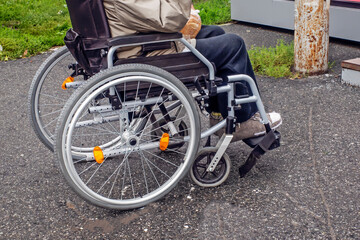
[55,64,201,209]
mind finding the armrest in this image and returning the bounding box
[107,32,183,47]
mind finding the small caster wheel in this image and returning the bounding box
[190,147,231,187]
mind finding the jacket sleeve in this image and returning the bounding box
[112,0,192,33]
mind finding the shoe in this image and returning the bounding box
[209,112,282,142]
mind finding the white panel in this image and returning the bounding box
[231,0,360,42]
[231,0,273,26]
[342,68,360,87]
[271,0,295,29]
[329,6,360,42]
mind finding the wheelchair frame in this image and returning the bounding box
[28,0,281,209]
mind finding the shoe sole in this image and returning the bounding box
[253,118,283,137]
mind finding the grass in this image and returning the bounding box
[0,0,71,61]
[248,40,296,78]
[193,0,231,25]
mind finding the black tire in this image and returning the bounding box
[28,46,81,151]
[55,64,201,209]
[190,147,231,187]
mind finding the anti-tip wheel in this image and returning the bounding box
[190,147,231,187]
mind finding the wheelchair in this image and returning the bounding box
[28,0,281,210]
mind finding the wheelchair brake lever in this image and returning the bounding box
[193,77,210,117]
[194,95,210,117]
[68,63,89,79]
[193,76,206,96]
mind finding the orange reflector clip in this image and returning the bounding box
[159,133,170,151]
[61,76,74,90]
[93,146,104,164]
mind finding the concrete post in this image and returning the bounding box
[294,0,331,74]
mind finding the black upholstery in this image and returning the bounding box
[115,52,211,86]
[108,33,182,47]
[65,0,111,39]
[64,0,111,75]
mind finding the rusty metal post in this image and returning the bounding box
[294,0,331,74]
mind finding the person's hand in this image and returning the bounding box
[181,7,201,39]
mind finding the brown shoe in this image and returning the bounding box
[209,112,282,142]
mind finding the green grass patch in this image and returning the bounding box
[248,40,296,78]
[193,0,231,25]
[0,0,71,60]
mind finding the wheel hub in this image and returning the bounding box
[121,130,139,147]
[129,138,137,146]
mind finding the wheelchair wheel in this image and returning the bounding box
[190,147,231,187]
[55,64,201,209]
[28,46,83,151]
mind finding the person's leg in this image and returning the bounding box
[196,33,258,123]
[196,25,225,39]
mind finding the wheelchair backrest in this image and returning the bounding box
[63,0,213,83]
[65,0,111,39]
[64,0,111,75]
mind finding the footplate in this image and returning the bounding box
[239,130,281,178]
[243,130,281,150]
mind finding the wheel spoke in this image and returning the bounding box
[139,152,149,195]
[126,154,136,199]
[85,157,108,185]
[40,93,67,102]
[139,104,182,135]
[40,108,63,117]
[121,156,128,200]
[97,151,130,195]
[142,149,180,168]
[200,171,208,179]
[78,161,98,176]
[196,163,208,168]
[141,151,160,187]
[43,115,60,128]
[130,81,141,118]
[162,147,186,156]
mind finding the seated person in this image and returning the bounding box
[102,0,282,140]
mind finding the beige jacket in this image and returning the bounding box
[103,0,192,59]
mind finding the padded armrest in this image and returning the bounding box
[107,32,183,47]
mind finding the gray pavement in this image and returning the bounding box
[0,23,359,239]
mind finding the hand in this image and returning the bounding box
[181,6,201,38]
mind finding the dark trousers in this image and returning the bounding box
[195,25,258,123]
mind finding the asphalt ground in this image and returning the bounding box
[0,23,359,239]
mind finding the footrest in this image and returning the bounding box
[239,130,281,178]
[243,130,281,149]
